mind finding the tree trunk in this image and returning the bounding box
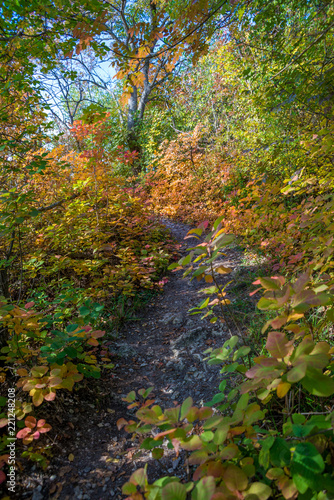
[126,86,141,174]
[0,268,10,349]
[126,84,150,175]
[0,268,9,299]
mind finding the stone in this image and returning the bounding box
[74,486,82,497]
[31,491,44,500]
[185,319,196,328]
[212,328,227,337]
[175,361,184,371]
[170,327,206,347]
[161,312,184,327]
[172,313,184,326]
[113,343,137,359]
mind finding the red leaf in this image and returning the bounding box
[117,418,128,430]
[266,331,293,358]
[25,416,36,429]
[44,391,56,401]
[17,428,31,439]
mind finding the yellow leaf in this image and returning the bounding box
[221,299,231,305]
[68,453,74,462]
[196,273,205,281]
[277,382,291,398]
[216,266,233,274]
[205,275,213,283]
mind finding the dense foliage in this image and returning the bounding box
[0,0,334,497]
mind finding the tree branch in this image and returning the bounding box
[37,192,80,213]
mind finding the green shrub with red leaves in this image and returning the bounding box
[119,216,334,500]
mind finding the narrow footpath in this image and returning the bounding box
[19,219,244,500]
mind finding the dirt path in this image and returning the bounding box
[18,219,244,500]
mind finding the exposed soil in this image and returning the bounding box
[6,219,250,500]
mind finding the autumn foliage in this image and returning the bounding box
[1,0,334,497]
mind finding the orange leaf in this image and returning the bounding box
[277,382,291,398]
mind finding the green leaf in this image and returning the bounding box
[201,430,214,442]
[203,415,223,429]
[181,397,193,420]
[77,364,101,378]
[223,464,248,492]
[141,437,163,450]
[122,482,137,495]
[291,424,314,438]
[31,366,48,377]
[213,215,224,230]
[168,262,181,270]
[270,438,291,467]
[233,346,251,360]
[192,476,216,500]
[187,228,203,237]
[292,414,306,424]
[66,324,79,333]
[244,482,272,500]
[152,448,164,460]
[79,306,90,316]
[291,473,309,494]
[219,380,227,392]
[257,297,280,310]
[224,336,239,350]
[291,442,324,475]
[236,393,249,411]
[64,346,78,358]
[192,266,208,279]
[181,435,202,451]
[162,481,187,500]
[130,467,148,488]
[260,436,275,451]
[227,388,238,401]
[287,362,307,383]
[301,367,334,396]
[258,277,281,290]
[201,286,219,295]
[212,233,234,250]
[266,468,284,480]
[179,252,193,266]
[164,406,180,424]
[213,425,228,445]
[197,298,210,309]
[211,392,225,404]
[29,209,40,217]
[124,390,136,402]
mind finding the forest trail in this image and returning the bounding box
[20,219,246,500]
